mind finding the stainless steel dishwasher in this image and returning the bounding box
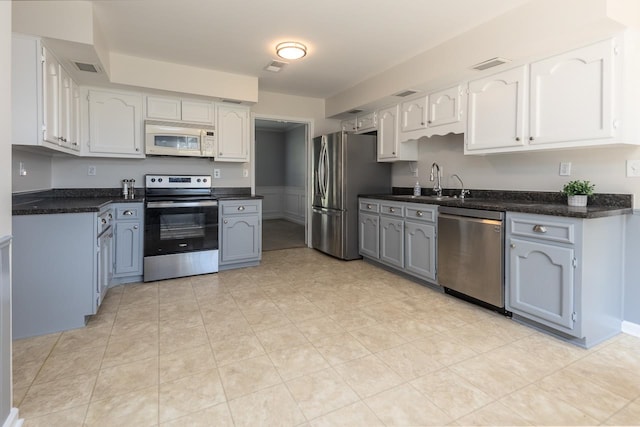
[437,206,507,312]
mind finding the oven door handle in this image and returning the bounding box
[146,200,218,208]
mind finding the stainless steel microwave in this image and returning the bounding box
[145,120,216,158]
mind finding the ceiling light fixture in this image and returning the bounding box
[276,42,307,60]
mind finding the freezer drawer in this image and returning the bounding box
[312,207,353,260]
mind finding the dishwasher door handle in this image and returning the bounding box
[438,213,503,227]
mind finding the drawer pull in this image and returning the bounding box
[133,225,139,230]
[238,206,245,211]
[366,204,372,209]
[123,210,134,216]
[416,211,423,217]
[510,243,516,248]
[389,207,395,213]
[533,225,547,233]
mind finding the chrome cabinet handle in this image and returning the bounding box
[510,243,516,248]
[133,225,138,230]
[238,206,245,211]
[389,207,395,213]
[515,137,520,141]
[533,225,547,233]
[123,210,134,216]
[224,220,228,224]
[366,204,372,209]
[108,213,113,220]
[101,218,107,224]
[529,136,534,141]
[416,211,423,217]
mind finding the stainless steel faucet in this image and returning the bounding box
[451,174,470,199]
[430,162,442,197]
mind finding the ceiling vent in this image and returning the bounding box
[347,109,363,115]
[264,60,288,72]
[394,89,418,98]
[72,61,101,73]
[471,57,511,71]
[221,99,242,104]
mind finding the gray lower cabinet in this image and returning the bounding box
[111,203,144,283]
[219,199,262,270]
[359,198,437,283]
[12,212,100,338]
[506,212,625,348]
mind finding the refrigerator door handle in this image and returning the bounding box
[322,138,330,200]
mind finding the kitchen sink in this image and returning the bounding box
[388,195,455,201]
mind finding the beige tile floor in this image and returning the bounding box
[12,248,640,426]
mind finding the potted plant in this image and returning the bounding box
[561,180,595,207]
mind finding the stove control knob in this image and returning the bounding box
[151,178,156,182]
[197,178,201,183]
[203,178,207,183]
[158,178,163,182]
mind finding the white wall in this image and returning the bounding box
[1,2,14,425]
[394,134,640,207]
[12,149,52,193]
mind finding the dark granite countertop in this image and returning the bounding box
[13,187,262,215]
[361,188,633,219]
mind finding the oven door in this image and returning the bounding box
[144,200,218,257]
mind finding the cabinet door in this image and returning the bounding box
[401,96,428,132]
[146,96,181,120]
[59,66,72,148]
[507,237,576,332]
[404,221,436,281]
[42,46,60,144]
[428,85,462,128]
[69,80,81,151]
[380,216,404,268]
[359,212,379,259]
[466,66,527,152]
[217,104,249,162]
[341,119,357,132]
[530,39,614,145]
[88,90,143,156]
[114,221,142,276]
[221,215,261,264]
[377,105,399,160]
[356,112,377,133]
[182,100,214,124]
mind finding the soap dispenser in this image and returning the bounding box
[413,180,421,196]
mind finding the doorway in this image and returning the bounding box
[254,118,308,251]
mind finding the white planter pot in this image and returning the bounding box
[567,195,588,207]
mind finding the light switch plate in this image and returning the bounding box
[626,160,640,177]
[243,169,249,178]
[559,162,571,176]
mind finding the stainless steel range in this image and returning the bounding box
[144,174,219,282]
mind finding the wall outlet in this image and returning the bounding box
[626,159,640,177]
[19,162,27,176]
[559,162,571,176]
[242,169,249,178]
[213,169,221,179]
[88,165,97,176]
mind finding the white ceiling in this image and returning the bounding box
[92,0,531,99]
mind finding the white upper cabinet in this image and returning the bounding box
[356,111,377,133]
[87,89,144,157]
[428,85,464,129]
[378,105,417,162]
[42,46,61,145]
[341,119,357,132]
[529,38,615,145]
[401,96,428,133]
[216,104,250,162]
[465,65,528,153]
[146,96,215,125]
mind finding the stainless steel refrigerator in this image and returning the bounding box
[312,131,391,260]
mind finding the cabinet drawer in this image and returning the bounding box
[359,200,380,213]
[508,215,576,244]
[380,202,404,217]
[404,204,437,223]
[114,204,143,220]
[221,201,260,215]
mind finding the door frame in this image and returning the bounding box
[251,113,314,247]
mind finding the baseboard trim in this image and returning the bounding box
[622,321,640,337]
[2,408,23,427]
